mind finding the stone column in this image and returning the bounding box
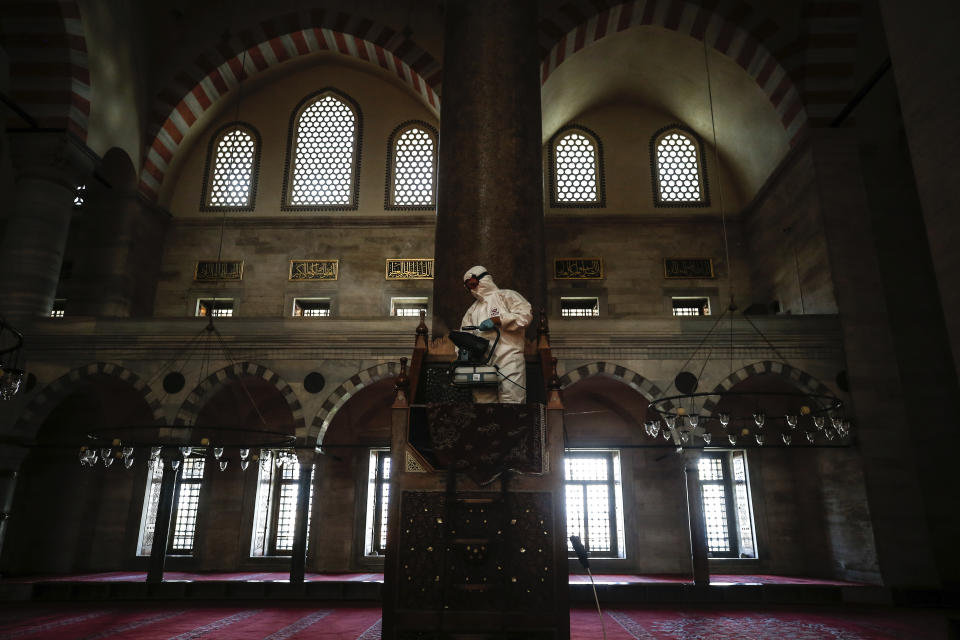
[811,130,943,586]
[289,451,315,583]
[432,0,546,337]
[0,132,93,322]
[877,0,960,384]
[147,455,180,584]
[683,453,709,586]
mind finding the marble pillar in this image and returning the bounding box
[432,0,545,337]
[0,133,93,322]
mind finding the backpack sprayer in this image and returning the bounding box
[448,325,501,387]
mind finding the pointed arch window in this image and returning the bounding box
[201,123,260,211]
[651,125,709,207]
[283,90,361,210]
[548,126,605,208]
[386,121,437,209]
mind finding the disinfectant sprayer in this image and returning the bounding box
[448,325,501,388]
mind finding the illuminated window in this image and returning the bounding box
[137,454,206,556]
[364,449,391,556]
[564,450,625,558]
[202,124,260,209]
[293,298,331,317]
[196,298,234,317]
[50,299,66,318]
[652,126,708,206]
[388,122,437,208]
[73,184,86,208]
[285,91,360,209]
[549,127,603,206]
[698,451,757,558]
[251,453,315,556]
[391,297,428,317]
[560,297,599,317]
[672,297,710,316]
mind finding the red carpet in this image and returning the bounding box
[0,605,946,639]
[6,571,863,586]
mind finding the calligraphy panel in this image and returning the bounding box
[664,258,715,279]
[386,258,434,280]
[194,260,243,281]
[553,258,604,280]
[289,259,339,281]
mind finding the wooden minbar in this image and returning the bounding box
[382,314,569,639]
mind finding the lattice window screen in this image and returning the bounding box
[554,132,598,202]
[656,132,703,202]
[290,96,356,206]
[392,128,435,206]
[208,129,256,207]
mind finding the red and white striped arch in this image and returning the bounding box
[540,0,861,144]
[140,15,441,201]
[2,0,90,139]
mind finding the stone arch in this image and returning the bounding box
[14,362,164,436]
[559,361,663,401]
[309,361,400,445]
[173,362,305,438]
[1,0,90,139]
[539,0,858,143]
[700,360,837,414]
[139,14,441,201]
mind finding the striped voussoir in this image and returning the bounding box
[2,0,90,139]
[310,361,399,444]
[173,362,305,437]
[700,360,835,413]
[139,10,442,201]
[538,0,861,146]
[558,361,663,402]
[14,363,164,436]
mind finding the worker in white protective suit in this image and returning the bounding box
[460,266,533,404]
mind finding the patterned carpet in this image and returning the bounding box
[5,571,861,585]
[0,604,948,639]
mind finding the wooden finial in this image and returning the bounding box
[394,357,409,393]
[416,309,428,339]
[549,357,561,391]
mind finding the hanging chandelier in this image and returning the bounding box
[644,305,849,450]
[0,318,25,400]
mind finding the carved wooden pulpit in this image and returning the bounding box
[382,314,569,639]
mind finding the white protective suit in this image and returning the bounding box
[460,266,533,404]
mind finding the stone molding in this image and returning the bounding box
[311,361,400,445]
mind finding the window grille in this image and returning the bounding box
[170,456,205,552]
[365,449,391,555]
[564,450,625,558]
[391,297,428,317]
[205,126,258,208]
[139,454,206,556]
[390,125,436,207]
[653,128,707,205]
[554,132,599,203]
[288,94,357,207]
[560,297,599,317]
[251,456,315,556]
[50,299,66,318]
[293,299,331,317]
[672,297,710,316]
[698,451,757,558]
[196,299,234,317]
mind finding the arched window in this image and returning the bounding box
[651,125,709,207]
[201,123,260,210]
[283,90,361,210]
[386,121,437,209]
[548,126,604,208]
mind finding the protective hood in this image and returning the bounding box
[463,265,499,301]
